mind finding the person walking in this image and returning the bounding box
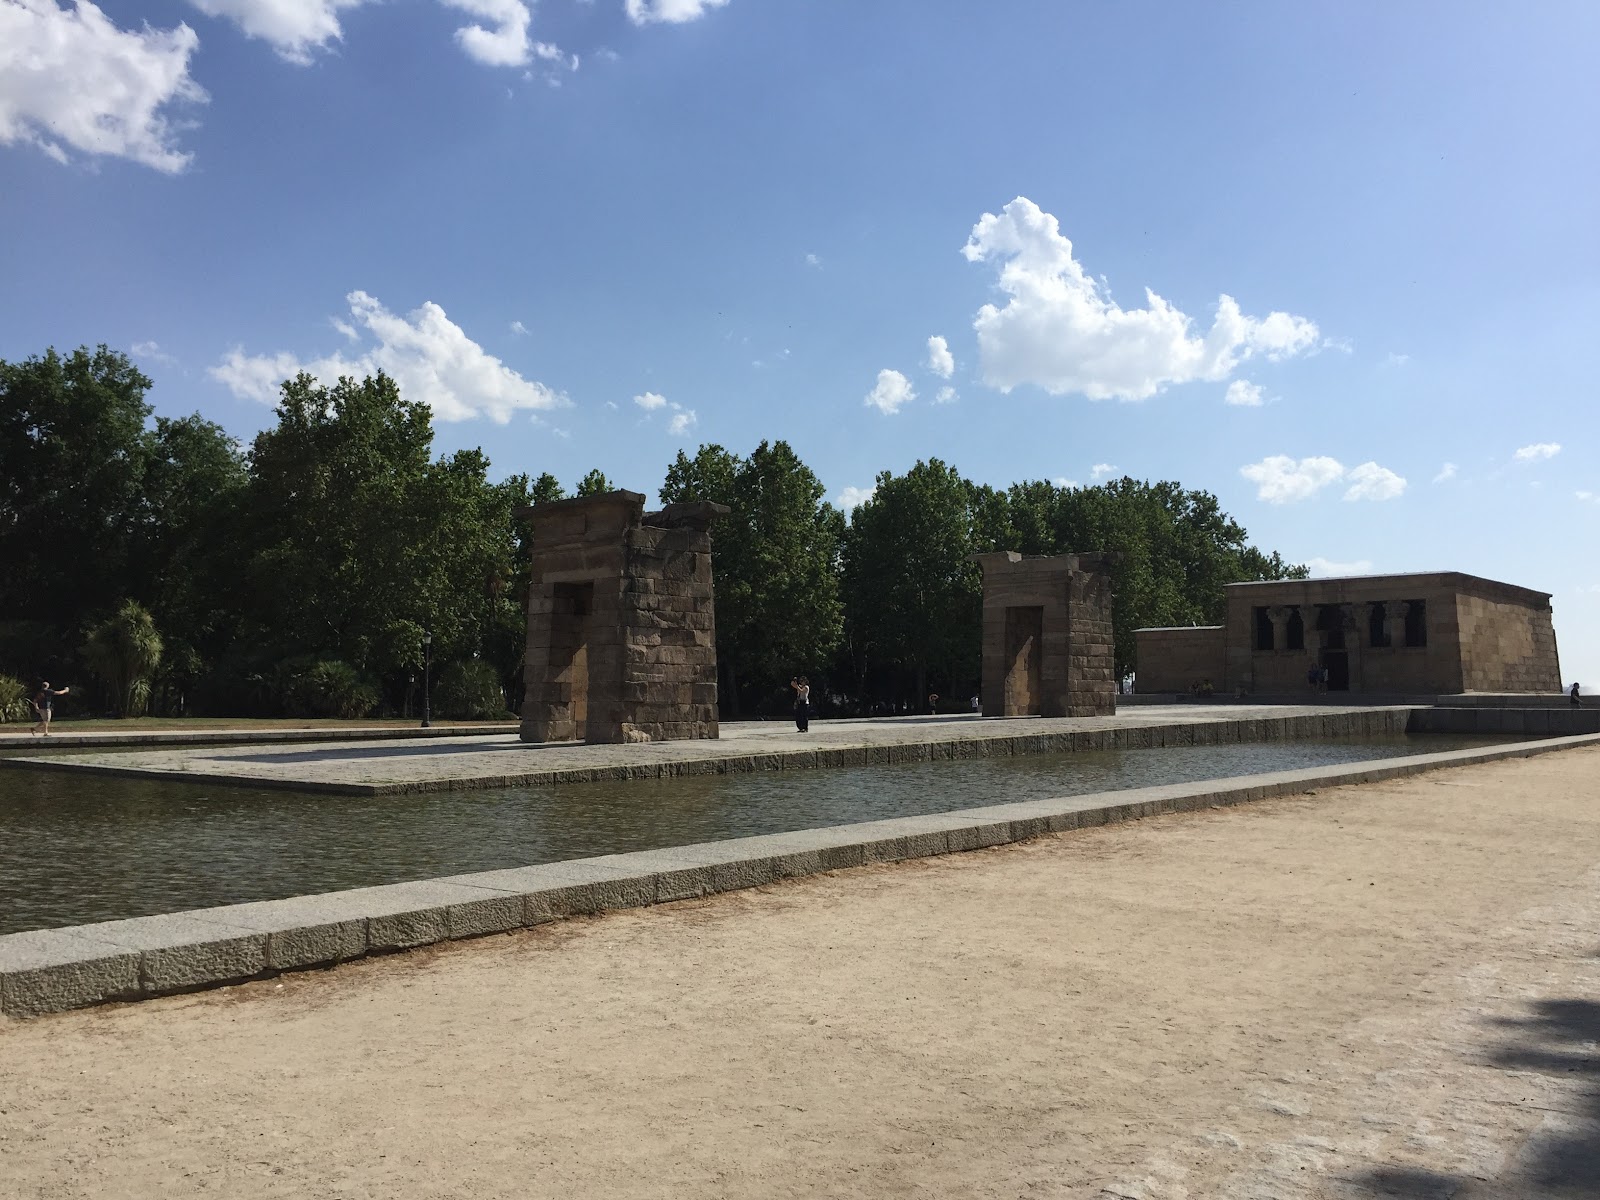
[790,676,811,733]
[1572,682,1583,708]
[30,681,69,736]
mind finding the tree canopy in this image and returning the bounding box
[0,344,1304,719]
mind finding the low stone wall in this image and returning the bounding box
[5,729,1595,1019]
[1408,708,1599,736]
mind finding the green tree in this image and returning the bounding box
[81,599,164,717]
[576,468,613,496]
[661,441,842,715]
[0,347,153,629]
[841,459,981,706]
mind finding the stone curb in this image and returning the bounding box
[4,731,1595,1019]
[2,708,1418,796]
[0,724,516,752]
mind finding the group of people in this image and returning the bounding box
[1306,663,1329,692]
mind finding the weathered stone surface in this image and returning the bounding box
[519,492,727,745]
[1142,571,1563,698]
[974,551,1117,719]
[0,929,141,1017]
[69,913,268,994]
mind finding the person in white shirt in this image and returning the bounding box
[790,676,811,732]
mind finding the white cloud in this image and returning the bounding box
[1224,379,1264,407]
[961,197,1319,400]
[926,335,954,379]
[933,386,958,405]
[1305,556,1374,577]
[510,320,529,336]
[625,0,727,24]
[1090,463,1118,480]
[0,0,205,172]
[835,485,875,512]
[1052,477,1079,489]
[131,340,177,365]
[441,0,535,67]
[804,252,821,268]
[210,290,567,423]
[185,0,366,63]
[1342,462,1407,502]
[1577,491,1599,505]
[1240,455,1406,504]
[1514,442,1561,462]
[1239,456,1347,504]
[1432,462,1457,483]
[1382,352,1410,367]
[864,368,914,415]
[667,408,696,436]
[633,391,667,410]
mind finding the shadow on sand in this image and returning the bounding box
[1346,998,1600,1198]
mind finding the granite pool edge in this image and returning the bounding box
[1,707,1419,796]
[4,730,1596,1020]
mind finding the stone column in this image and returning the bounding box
[1267,605,1294,652]
[1383,601,1406,649]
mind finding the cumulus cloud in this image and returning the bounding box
[926,335,954,379]
[1514,442,1561,462]
[1224,379,1264,407]
[0,0,205,172]
[1239,456,1347,504]
[1577,491,1599,505]
[864,368,914,415]
[625,0,727,24]
[440,0,542,66]
[1240,455,1407,504]
[1052,477,1079,489]
[1305,556,1375,577]
[1090,463,1118,481]
[210,290,567,423]
[1433,462,1457,483]
[805,252,821,268]
[131,340,177,365]
[633,391,667,410]
[510,320,529,336]
[961,197,1319,400]
[835,485,875,512]
[933,386,957,405]
[666,408,696,436]
[1342,462,1407,502]
[185,0,367,63]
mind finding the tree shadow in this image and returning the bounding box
[1345,998,1600,1197]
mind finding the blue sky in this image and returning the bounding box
[3,0,1597,687]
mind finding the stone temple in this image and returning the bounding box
[1134,571,1561,696]
[520,491,726,744]
[974,551,1117,718]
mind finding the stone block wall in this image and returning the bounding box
[521,493,725,744]
[1456,591,1561,693]
[1133,627,1226,693]
[974,551,1116,718]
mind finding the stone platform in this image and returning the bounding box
[1,705,1418,796]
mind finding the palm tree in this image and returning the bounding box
[81,600,164,717]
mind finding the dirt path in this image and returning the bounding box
[4,747,1599,1199]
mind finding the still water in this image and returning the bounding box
[0,735,1509,934]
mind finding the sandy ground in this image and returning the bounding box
[3,747,1599,1199]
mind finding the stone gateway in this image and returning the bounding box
[973,551,1117,718]
[519,491,727,744]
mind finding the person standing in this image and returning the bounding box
[30,681,69,736]
[1572,682,1583,708]
[790,676,811,733]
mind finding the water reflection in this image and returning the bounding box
[0,735,1510,934]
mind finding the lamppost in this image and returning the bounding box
[421,629,433,729]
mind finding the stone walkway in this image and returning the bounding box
[4,705,1408,794]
